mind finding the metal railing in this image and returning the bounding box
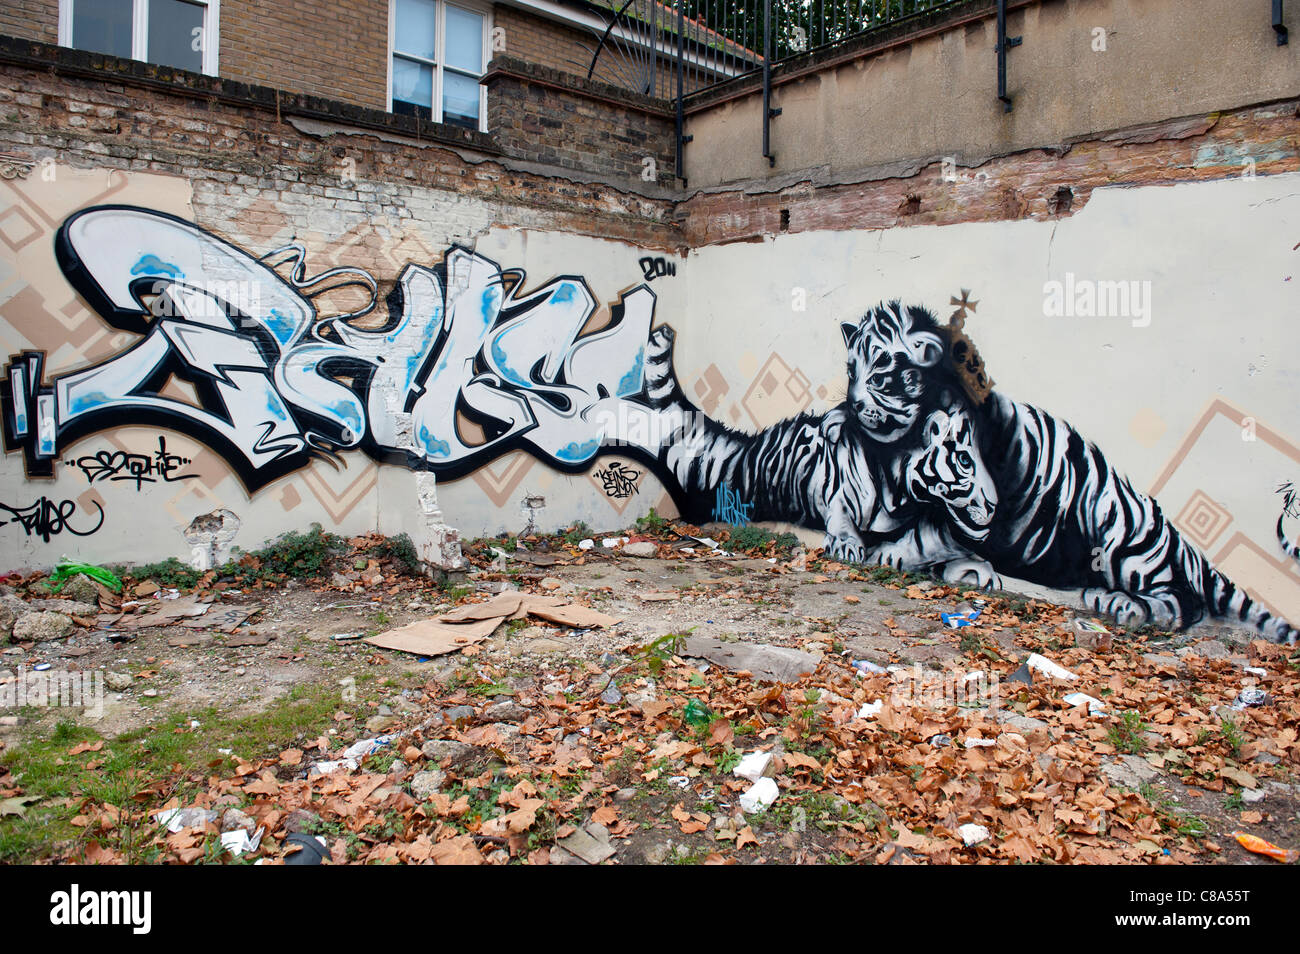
[583,0,969,99]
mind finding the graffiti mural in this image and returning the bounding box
[636,303,1299,643]
[2,206,655,490]
[4,204,1297,642]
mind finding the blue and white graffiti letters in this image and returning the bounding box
[1,206,658,490]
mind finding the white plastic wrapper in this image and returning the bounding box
[221,825,264,856]
[1025,653,1078,681]
[738,777,779,813]
[1062,692,1107,714]
[958,823,989,846]
[733,750,773,783]
[856,700,883,719]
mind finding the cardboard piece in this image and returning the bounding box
[365,616,504,656]
[367,592,621,656]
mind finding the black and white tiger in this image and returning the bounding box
[639,302,1297,642]
[640,313,1001,588]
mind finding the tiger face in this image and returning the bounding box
[842,302,945,444]
[906,408,997,541]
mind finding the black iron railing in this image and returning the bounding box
[583,0,969,99]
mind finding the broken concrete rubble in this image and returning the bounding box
[680,635,821,683]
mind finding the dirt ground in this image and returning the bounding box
[1,531,1297,865]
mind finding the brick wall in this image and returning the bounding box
[0,46,681,258]
[220,0,390,110]
[0,0,390,110]
[485,55,676,184]
[0,0,56,45]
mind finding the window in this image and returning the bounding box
[389,0,488,132]
[58,0,219,76]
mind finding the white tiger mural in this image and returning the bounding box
[638,302,1299,643]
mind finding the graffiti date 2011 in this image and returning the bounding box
[638,256,676,281]
[0,496,104,543]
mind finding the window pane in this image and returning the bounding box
[442,70,480,129]
[394,0,437,61]
[72,0,133,59]
[393,56,433,109]
[444,6,483,73]
[148,0,205,72]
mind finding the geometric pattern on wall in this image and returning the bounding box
[741,353,812,430]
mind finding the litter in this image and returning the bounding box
[682,698,712,727]
[343,735,395,760]
[1232,831,1298,863]
[221,826,264,856]
[48,561,122,593]
[738,777,779,813]
[1063,692,1107,714]
[309,758,359,776]
[365,591,621,657]
[964,737,997,748]
[958,823,989,847]
[1232,688,1271,709]
[283,832,329,865]
[929,733,952,747]
[331,632,363,641]
[1025,653,1078,682]
[154,807,218,833]
[941,600,986,629]
[851,659,887,676]
[668,776,691,789]
[1073,619,1113,649]
[577,539,595,550]
[733,750,773,782]
[601,537,628,548]
[856,700,883,719]
[32,663,51,672]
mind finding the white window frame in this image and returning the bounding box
[387,0,490,133]
[58,0,220,77]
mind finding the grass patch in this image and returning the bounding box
[1107,710,1148,754]
[0,681,361,863]
[726,525,799,554]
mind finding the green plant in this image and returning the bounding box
[1220,717,1246,758]
[1107,710,1148,754]
[563,521,594,545]
[221,523,345,581]
[727,524,799,553]
[378,533,421,575]
[635,508,669,533]
[635,629,692,677]
[116,557,202,589]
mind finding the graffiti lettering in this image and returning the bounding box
[712,484,752,526]
[0,495,104,543]
[638,256,676,282]
[65,436,196,490]
[2,206,657,489]
[595,461,641,499]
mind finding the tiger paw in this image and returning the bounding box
[1082,588,1153,628]
[941,560,1001,591]
[825,533,867,565]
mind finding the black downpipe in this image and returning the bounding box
[762,0,781,166]
[996,0,1023,112]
